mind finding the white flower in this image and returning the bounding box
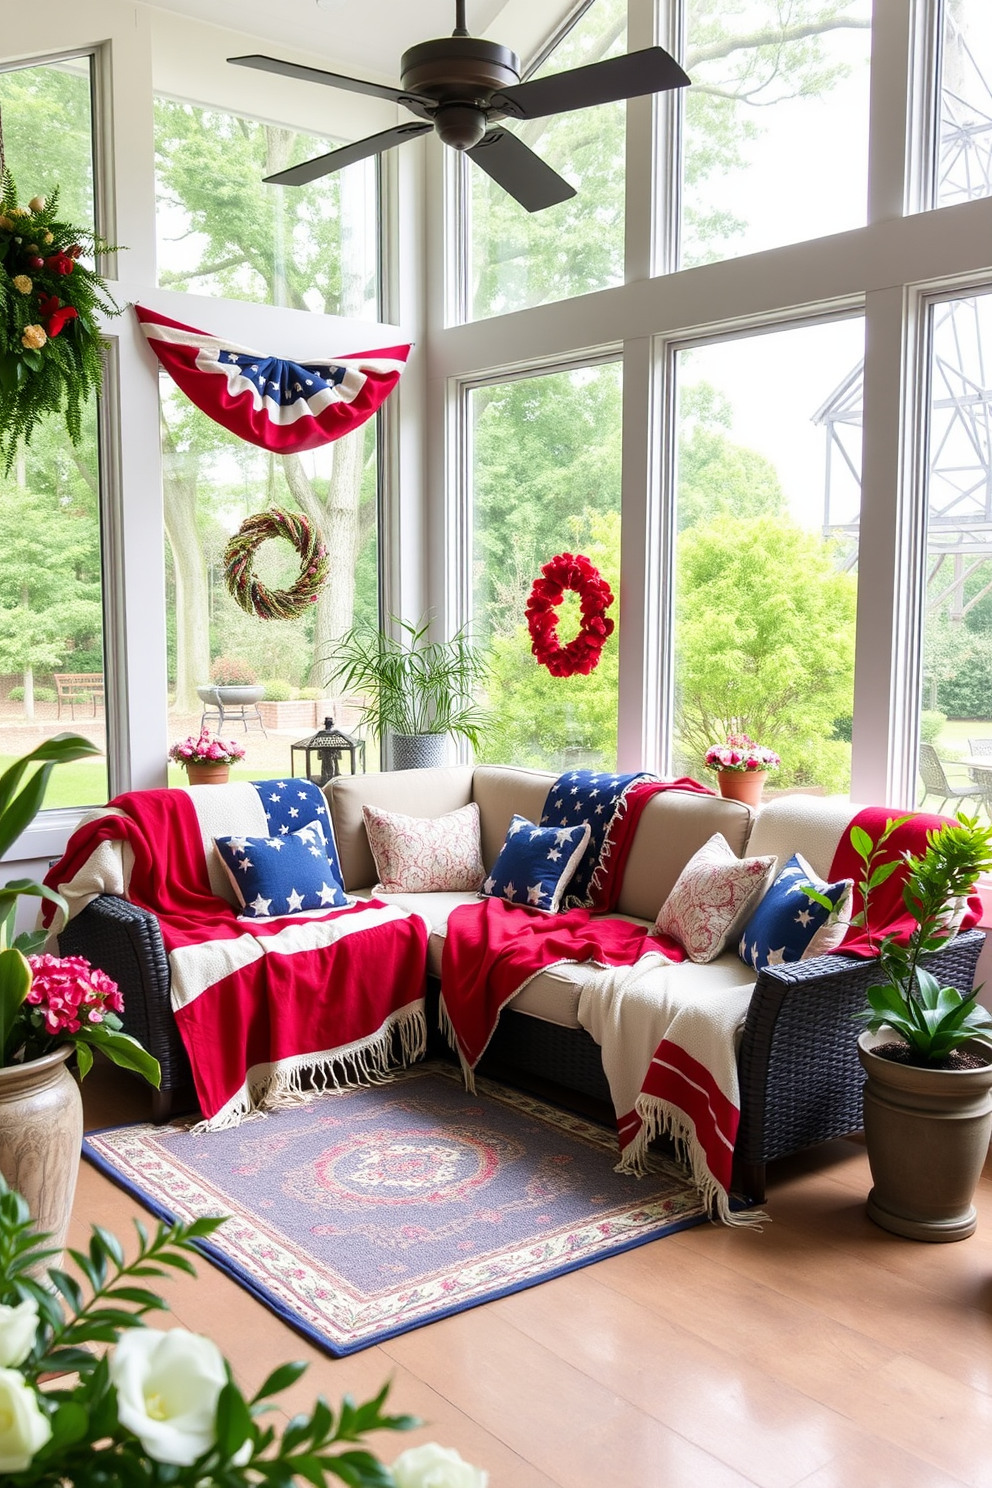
[0,1367,52,1472]
[109,1327,235,1466]
[391,1441,489,1488]
[0,1299,38,1367]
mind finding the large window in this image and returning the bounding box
[0,54,109,809]
[936,0,992,208]
[155,100,378,318]
[161,384,380,782]
[470,361,622,771]
[672,318,864,792]
[679,0,872,267]
[917,290,992,819]
[466,0,626,322]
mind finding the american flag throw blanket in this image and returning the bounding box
[44,782,428,1128]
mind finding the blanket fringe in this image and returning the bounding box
[620,1093,767,1228]
[193,1003,428,1132]
[438,994,476,1093]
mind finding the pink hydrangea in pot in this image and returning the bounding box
[0,736,161,1265]
[703,732,781,807]
[168,732,246,786]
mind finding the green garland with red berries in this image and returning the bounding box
[0,168,121,472]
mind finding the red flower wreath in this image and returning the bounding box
[525,552,615,678]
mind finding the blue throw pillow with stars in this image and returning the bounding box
[738,852,852,971]
[214,820,350,919]
[480,815,591,914]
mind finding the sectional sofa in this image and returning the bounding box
[58,764,985,1201]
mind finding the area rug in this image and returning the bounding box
[83,1062,708,1356]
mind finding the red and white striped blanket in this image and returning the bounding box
[441,804,982,1222]
[43,785,428,1127]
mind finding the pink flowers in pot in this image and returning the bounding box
[24,953,122,1037]
[1,951,159,1084]
[168,732,246,768]
[704,732,781,774]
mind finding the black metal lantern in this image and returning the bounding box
[291,716,366,785]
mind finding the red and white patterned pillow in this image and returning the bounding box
[655,832,776,964]
[362,802,485,894]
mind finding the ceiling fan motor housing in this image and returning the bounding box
[401,37,521,150]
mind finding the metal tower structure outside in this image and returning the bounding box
[819,5,992,617]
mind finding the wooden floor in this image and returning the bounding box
[76,1064,992,1488]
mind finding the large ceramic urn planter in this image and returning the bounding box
[716,769,767,807]
[858,1029,992,1242]
[0,1047,83,1262]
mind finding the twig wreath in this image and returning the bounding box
[223,507,329,621]
[525,552,615,677]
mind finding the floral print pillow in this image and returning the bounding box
[655,833,776,964]
[363,802,485,894]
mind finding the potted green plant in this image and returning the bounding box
[0,735,161,1262]
[850,813,992,1241]
[0,1175,487,1485]
[324,617,489,770]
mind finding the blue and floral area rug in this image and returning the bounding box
[83,1063,707,1356]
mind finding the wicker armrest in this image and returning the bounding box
[57,894,192,1095]
[735,927,986,1169]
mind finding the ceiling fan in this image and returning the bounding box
[229,0,690,213]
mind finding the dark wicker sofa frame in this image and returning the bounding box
[59,895,985,1202]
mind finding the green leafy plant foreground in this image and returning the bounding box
[0,171,121,472]
[851,814,992,1066]
[0,1175,439,1486]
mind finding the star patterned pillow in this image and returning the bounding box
[214,820,350,919]
[479,815,591,914]
[738,852,853,972]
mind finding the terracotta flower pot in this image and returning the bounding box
[858,1029,992,1242]
[715,769,767,807]
[185,762,231,786]
[0,1046,83,1268]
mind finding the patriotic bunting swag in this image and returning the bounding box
[135,304,410,454]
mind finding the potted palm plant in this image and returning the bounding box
[850,813,992,1241]
[323,617,489,769]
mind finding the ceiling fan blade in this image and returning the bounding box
[264,123,433,187]
[228,55,433,117]
[467,129,576,213]
[491,45,690,120]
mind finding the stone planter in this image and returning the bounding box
[716,769,767,807]
[391,734,448,770]
[858,1029,992,1241]
[196,684,265,709]
[0,1046,83,1266]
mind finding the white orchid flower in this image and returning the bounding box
[0,1298,39,1367]
[0,1367,52,1472]
[391,1441,489,1488]
[108,1326,245,1466]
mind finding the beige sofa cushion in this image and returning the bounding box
[326,766,475,890]
[746,794,861,881]
[471,765,556,871]
[615,790,754,923]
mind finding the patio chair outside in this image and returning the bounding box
[918,742,985,813]
[967,737,992,783]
